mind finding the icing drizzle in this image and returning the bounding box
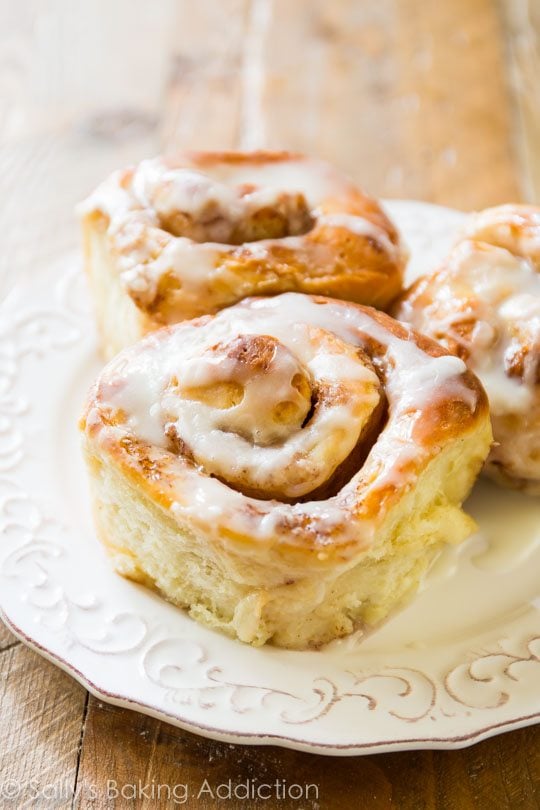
[86,293,478,551]
[79,154,404,318]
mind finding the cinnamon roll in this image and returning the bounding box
[395,204,540,494]
[79,151,406,358]
[80,293,491,648]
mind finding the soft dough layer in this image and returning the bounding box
[79,151,406,358]
[81,293,492,649]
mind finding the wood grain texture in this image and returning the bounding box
[0,0,539,808]
[255,0,521,207]
[500,0,540,203]
[160,0,250,152]
[0,641,537,809]
[0,644,87,808]
[0,0,177,299]
[73,696,540,810]
[0,622,17,651]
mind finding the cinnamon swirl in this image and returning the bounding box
[395,204,540,494]
[79,151,406,358]
[80,293,491,648]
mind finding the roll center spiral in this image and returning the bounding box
[146,169,314,244]
[178,334,313,446]
[152,317,385,502]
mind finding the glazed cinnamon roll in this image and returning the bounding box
[395,204,540,494]
[79,151,406,358]
[81,293,491,648]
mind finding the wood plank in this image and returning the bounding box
[500,0,540,203]
[0,0,248,300]
[0,0,177,142]
[0,0,173,297]
[380,731,539,810]
[0,620,18,651]
[392,0,520,207]
[160,0,250,152]
[0,644,87,808]
[73,697,540,809]
[256,0,520,208]
[74,697,391,809]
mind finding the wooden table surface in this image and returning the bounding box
[1,1,539,808]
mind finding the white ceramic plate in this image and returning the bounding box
[1,201,539,755]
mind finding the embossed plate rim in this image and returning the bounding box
[2,611,539,753]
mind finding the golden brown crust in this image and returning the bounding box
[79,151,406,355]
[81,293,491,562]
[394,204,540,492]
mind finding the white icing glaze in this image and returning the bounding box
[425,478,540,586]
[457,213,540,414]
[89,293,476,547]
[103,311,383,500]
[80,154,401,310]
[399,243,540,414]
[463,204,540,261]
[397,204,540,488]
[132,162,313,240]
[142,157,343,207]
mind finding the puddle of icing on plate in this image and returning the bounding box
[326,479,540,655]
